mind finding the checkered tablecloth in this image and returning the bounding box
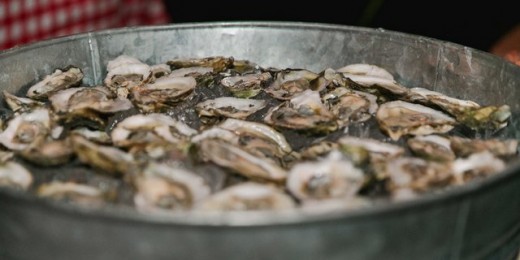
[0,0,169,50]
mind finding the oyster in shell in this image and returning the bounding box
[167,56,234,73]
[27,67,84,100]
[2,91,44,112]
[323,88,378,128]
[220,72,272,98]
[287,151,365,201]
[338,64,409,97]
[131,75,196,113]
[104,55,151,94]
[264,90,337,133]
[0,108,51,151]
[197,182,295,211]
[449,136,518,158]
[265,69,319,100]
[407,135,456,161]
[451,151,506,184]
[195,97,266,121]
[134,162,211,212]
[376,101,456,141]
[37,182,107,206]
[0,155,33,190]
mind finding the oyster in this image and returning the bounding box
[0,157,33,190]
[287,151,365,201]
[376,101,456,140]
[195,97,266,121]
[407,87,510,130]
[385,157,453,200]
[265,69,319,100]
[0,108,51,151]
[71,135,136,176]
[197,182,295,211]
[338,64,409,97]
[198,139,287,182]
[323,88,378,127]
[2,91,44,112]
[300,141,338,160]
[133,162,211,212]
[449,136,518,158]
[37,182,107,206]
[310,68,348,92]
[264,90,337,133]
[111,113,197,148]
[219,118,292,154]
[167,56,234,73]
[220,72,272,98]
[70,128,111,144]
[27,66,84,100]
[104,55,151,93]
[338,136,404,164]
[131,75,196,113]
[169,67,213,78]
[150,64,171,79]
[18,136,74,166]
[407,135,456,161]
[451,151,506,184]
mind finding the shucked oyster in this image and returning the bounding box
[287,151,365,201]
[376,101,456,140]
[265,69,319,100]
[265,89,337,133]
[2,91,44,113]
[197,182,295,211]
[407,87,511,130]
[134,162,211,212]
[131,75,196,113]
[111,113,197,148]
[27,67,84,100]
[0,108,51,151]
[104,55,151,95]
[167,56,234,73]
[220,72,272,98]
[338,64,409,97]
[449,136,518,158]
[451,151,506,184]
[0,152,33,190]
[196,97,266,121]
[323,88,378,128]
[407,135,456,162]
[37,181,108,206]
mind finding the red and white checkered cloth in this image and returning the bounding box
[0,0,170,50]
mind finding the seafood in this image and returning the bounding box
[0,55,515,216]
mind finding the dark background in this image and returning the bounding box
[164,1,518,52]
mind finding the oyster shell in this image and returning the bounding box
[133,162,211,212]
[264,90,337,133]
[265,69,319,100]
[71,135,136,176]
[451,151,505,184]
[338,64,409,97]
[449,136,518,158]
[195,97,266,121]
[287,151,365,201]
[0,159,33,190]
[220,72,272,98]
[407,135,456,161]
[111,113,197,148]
[104,55,151,93]
[2,91,44,112]
[198,139,287,183]
[131,75,196,113]
[197,182,295,211]
[37,182,106,206]
[0,108,51,151]
[376,101,456,140]
[27,67,84,100]
[407,87,510,130]
[338,136,404,165]
[323,88,378,127]
[167,56,234,73]
[18,135,74,166]
[385,157,453,200]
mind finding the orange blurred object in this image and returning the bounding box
[0,0,170,50]
[491,24,520,66]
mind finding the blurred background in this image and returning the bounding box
[1,0,519,64]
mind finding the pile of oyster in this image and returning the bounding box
[0,55,517,214]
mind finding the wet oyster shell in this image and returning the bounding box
[27,67,84,100]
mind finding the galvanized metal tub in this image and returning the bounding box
[0,22,519,260]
